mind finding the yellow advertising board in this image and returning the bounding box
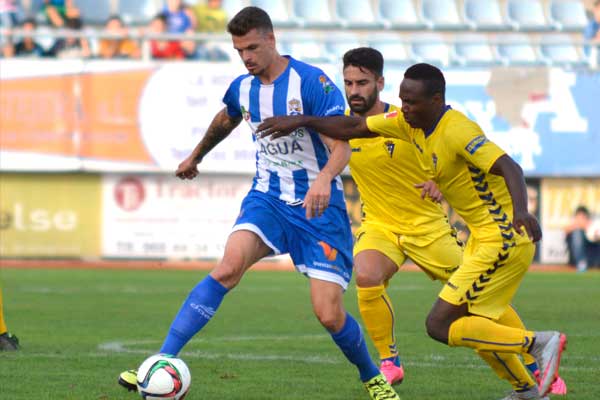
[0,174,101,257]
[541,178,600,229]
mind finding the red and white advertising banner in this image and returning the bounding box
[102,174,254,259]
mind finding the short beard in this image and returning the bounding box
[348,91,378,114]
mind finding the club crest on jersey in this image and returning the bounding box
[288,98,303,115]
[241,105,251,121]
[384,110,398,119]
[319,75,334,94]
[384,140,395,157]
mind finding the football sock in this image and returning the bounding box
[357,284,399,363]
[0,289,7,335]
[330,312,380,382]
[448,315,535,353]
[477,350,536,390]
[160,275,229,355]
[499,305,538,368]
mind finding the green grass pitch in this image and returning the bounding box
[0,267,598,399]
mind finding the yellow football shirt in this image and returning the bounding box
[347,104,450,237]
[366,107,530,245]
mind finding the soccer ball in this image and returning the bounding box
[136,354,191,400]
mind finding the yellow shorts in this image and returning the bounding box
[353,222,463,282]
[439,237,535,320]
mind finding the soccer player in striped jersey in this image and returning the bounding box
[257,63,567,400]
[118,7,399,399]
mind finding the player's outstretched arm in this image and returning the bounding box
[258,115,376,140]
[175,107,242,180]
[304,136,351,219]
[489,154,542,242]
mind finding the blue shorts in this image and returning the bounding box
[232,190,353,289]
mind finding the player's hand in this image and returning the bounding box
[513,211,542,242]
[415,180,443,203]
[257,116,305,139]
[175,156,200,180]
[303,175,331,219]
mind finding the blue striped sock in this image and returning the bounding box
[330,313,380,382]
[160,275,229,356]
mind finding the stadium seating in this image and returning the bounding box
[421,0,469,30]
[77,0,111,25]
[548,0,589,31]
[506,0,551,31]
[410,33,451,66]
[453,33,498,66]
[279,33,330,63]
[293,0,341,28]
[540,33,586,67]
[497,33,542,65]
[463,0,510,31]
[250,0,298,28]
[325,33,362,62]
[221,0,248,19]
[377,0,426,30]
[368,35,413,65]
[335,0,384,29]
[118,0,159,25]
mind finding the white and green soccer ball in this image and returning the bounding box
[136,354,191,400]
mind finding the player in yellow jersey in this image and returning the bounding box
[257,63,567,399]
[0,288,20,351]
[342,47,462,385]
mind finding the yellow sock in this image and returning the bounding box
[500,305,537,367]
[476,306,536,390]
[448,315,535,353]
[0,289,7,335]
[477,350,536,391]
[357,284,397,360]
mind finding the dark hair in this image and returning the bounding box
[106,15,124,25]
[343,47,384,77]
[575,205,590,217]
[227,6,273,36]
[152,12,168,24]
[21,17,37,28]
[65,17,83,30]
[404,63,446,98]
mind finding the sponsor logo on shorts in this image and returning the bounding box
[446,281,458,290]
[318,241,338,261]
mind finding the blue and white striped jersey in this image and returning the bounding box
[222,56,346,208]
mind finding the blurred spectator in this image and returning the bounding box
[0,0,19,28]
[46,16,90,58]
[564,205,600,272]
[585,0,600,63]
[43,0,79,28]
[148,13,186,60]
[98,15,140,59]
[1,0,21,55]
[192,0,227,33]
[163,0,196,33]
[3,18,45,58]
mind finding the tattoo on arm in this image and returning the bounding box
[193,108,242,162]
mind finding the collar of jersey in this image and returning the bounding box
[424,105,452,138]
